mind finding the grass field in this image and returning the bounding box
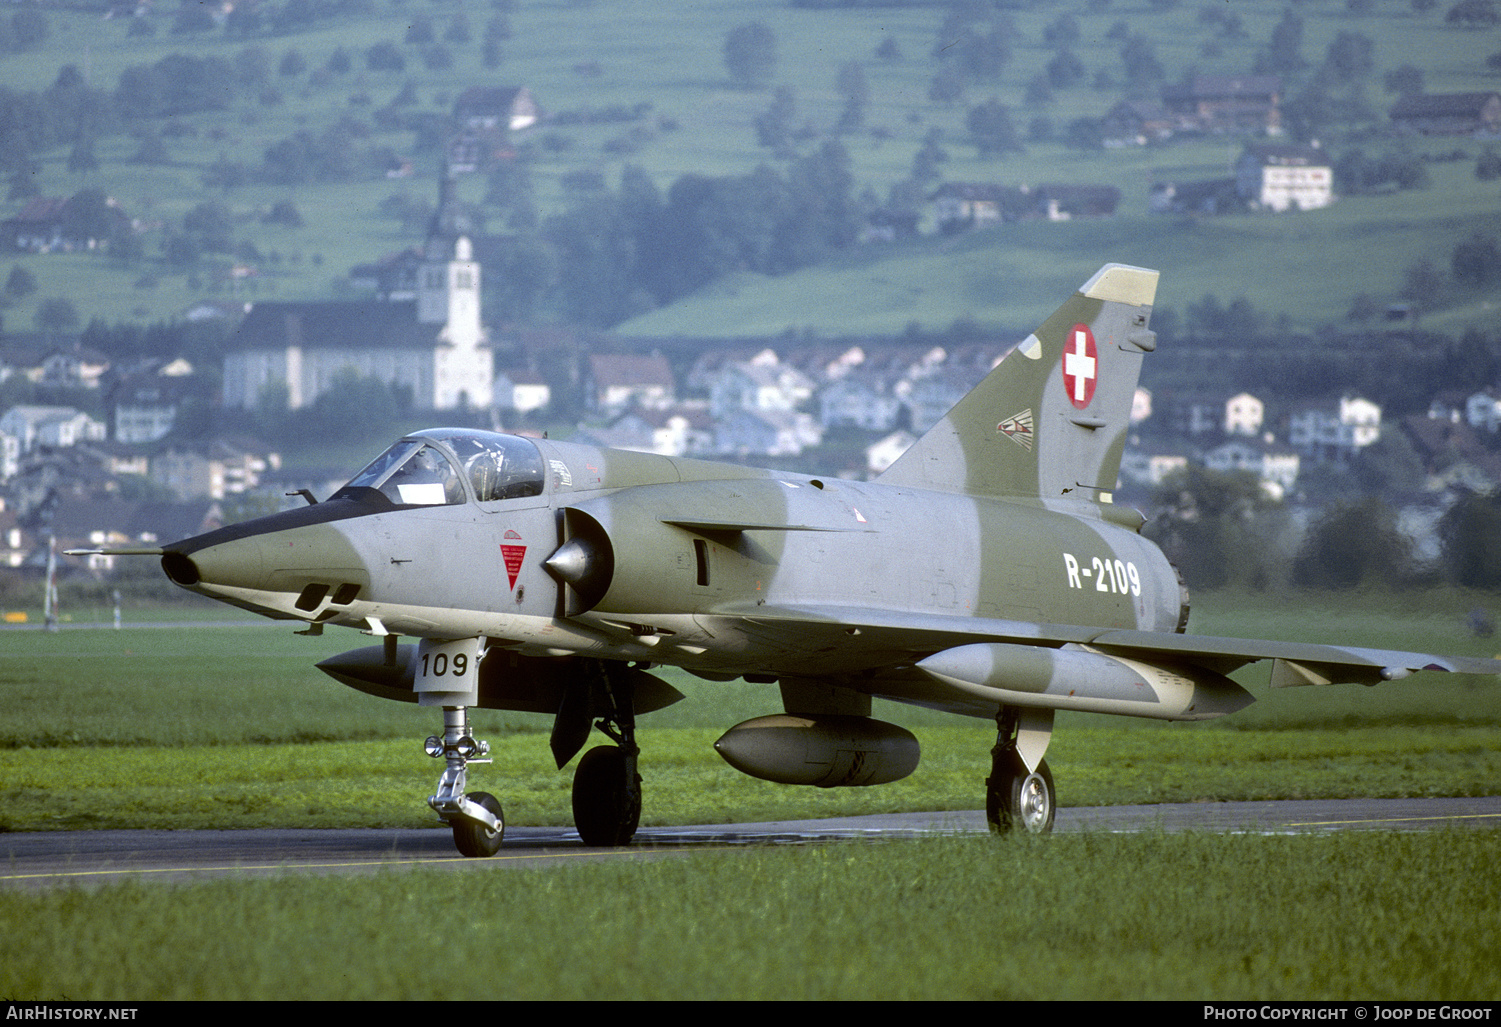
[0,1,1496,334]
[3,831,1499,1000]
[2,588,1499,999]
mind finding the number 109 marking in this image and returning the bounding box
[414,637,482,697]
[420,652,468,678]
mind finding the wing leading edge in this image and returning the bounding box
[728,602,1501,712]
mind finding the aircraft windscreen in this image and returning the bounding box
[343,440,464,506]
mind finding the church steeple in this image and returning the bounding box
[418,175,482,336]
[418,172,491,407]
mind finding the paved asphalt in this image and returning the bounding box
[2,796,1497,890]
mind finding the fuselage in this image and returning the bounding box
[163,429,1186,681]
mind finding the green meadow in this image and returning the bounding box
[2,589,1499,999]
[3,831,1499,1000]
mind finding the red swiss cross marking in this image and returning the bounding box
[1062,323,1097,409]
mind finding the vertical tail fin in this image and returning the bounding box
[877,264,1158,502]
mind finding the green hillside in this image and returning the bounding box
[619,159,1501,337]
[0,0,1495,337]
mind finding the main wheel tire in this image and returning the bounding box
[986,754,1055,835]
[572,745,641,847]
[452,791,505,857]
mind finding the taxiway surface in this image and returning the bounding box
[2,796,1497,891]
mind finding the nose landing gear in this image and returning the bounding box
[416,644,655,856]
[426,705,504,857]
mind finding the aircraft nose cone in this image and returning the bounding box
[161,550,201,586]
[168,535,267,592]
[544,538,595,585]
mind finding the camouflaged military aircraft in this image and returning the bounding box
[73,264,1501,856]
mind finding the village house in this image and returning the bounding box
[1427,390,1470,425]
[349,246,427,301]
[860,208,921,244]
[713,409,822,459]
[0,432,18,482]
[1201,438,1300,498]
[1033,184,1121,221]
[1148,178,1241,216]
[49,497,223,573]
[930,182,1119,232]
[493,368,552,417]
[904,367,980,434]
[1235,144,1333,212]
[454,86,541,133]
[819,373,907,433]
[1119,437,1192,489]
[1131,387,1153,425]
[584,353,675,415]
[1288,396,1380,463]
[448,86,541,172]
[1465,388,1501,433]
[150,439,279,502]
[36,346,110,390]
[1,194,132,253]
[110,374,193,446]
[1162,394,1229,437]
[1388,92,1501,137]
[0,406,107,455]
[1224,392,1265,436]
[577,405,714,458]
[1160,75,1282,136]
[865,431,916,476]
[1,503,29,569]
[929,183,1017,233]
[708,350,815,419]
[1405,414,1501,493]
[87,442,150,480]
[1102,100,1178,147]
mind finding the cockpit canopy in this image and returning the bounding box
[335,429,546,507]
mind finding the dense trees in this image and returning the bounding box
[723,23,778,88]
[965,99,1021,157]
[1440,491,1501,588]
[536,148,861,327]
[1293,498,1417,589]
[1451,234,1501,289]
[1145,467,1289,590]
[1334,147,1429,194]
[115,54,238,118]
[1445,0,1499,26]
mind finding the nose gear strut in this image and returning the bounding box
[426,705,504,857]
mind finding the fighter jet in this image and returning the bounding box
[73,264,1501,855]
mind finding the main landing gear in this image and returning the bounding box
[986,705,1057,834]
[564,660,641,848]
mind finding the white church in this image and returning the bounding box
[222,233,493,412]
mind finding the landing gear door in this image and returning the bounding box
[414,637,482,706]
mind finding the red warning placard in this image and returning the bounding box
[500,544,526,589]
